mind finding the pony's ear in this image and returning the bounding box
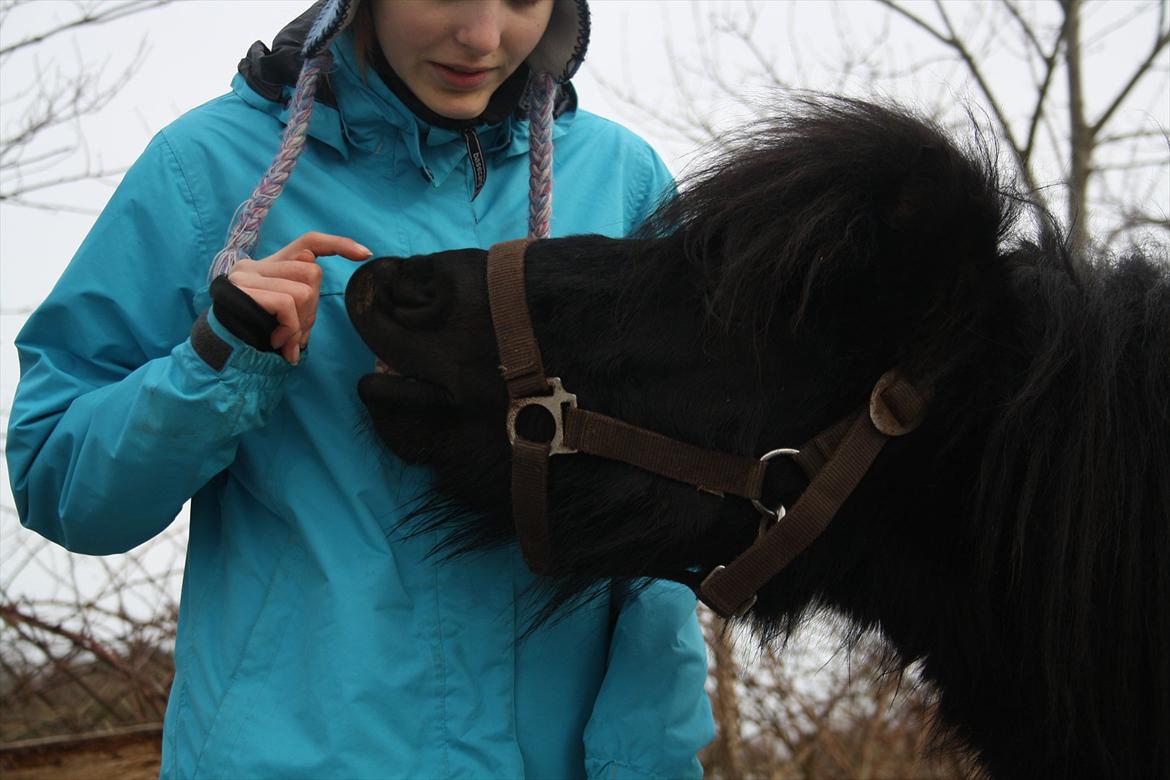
[885,145,946,229]
[868,138,1010,380]
[882,142,1004,272]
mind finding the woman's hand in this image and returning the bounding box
[228,232,373,364]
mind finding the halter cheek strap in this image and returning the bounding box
[700,373,929,617]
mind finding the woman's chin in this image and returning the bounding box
[416,86,493,121]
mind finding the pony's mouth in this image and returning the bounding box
[360,358,454,410]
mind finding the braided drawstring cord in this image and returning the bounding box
[208,52,333,280]
[212,55,557,275]
[527,72,557,240]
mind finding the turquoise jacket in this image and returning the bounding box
[6,29,714,780]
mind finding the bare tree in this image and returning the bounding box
[1,0,181,749]
[699,609,980,779]
[0,0,169,213]
[598,0,1169,258]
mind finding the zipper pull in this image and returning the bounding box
[463,128,487,201]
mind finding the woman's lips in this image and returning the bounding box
[431,62,491,90]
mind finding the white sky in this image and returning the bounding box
[0,0,1166,603]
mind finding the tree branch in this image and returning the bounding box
[0,0,170,57]
[876,0,1038,194]
[1089,24,1170,138]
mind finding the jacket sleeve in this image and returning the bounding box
[583,581,715,780]
[5,131,294,555]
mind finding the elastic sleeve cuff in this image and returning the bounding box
[190,307,298,376]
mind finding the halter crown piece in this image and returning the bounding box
[210,0,592,280]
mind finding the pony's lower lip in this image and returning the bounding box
[431,63,490,89]
[358,373,454,411]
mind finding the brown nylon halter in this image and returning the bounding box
[485,239,930,618]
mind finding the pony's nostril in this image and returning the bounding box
[378,262,451,327]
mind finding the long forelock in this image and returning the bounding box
[637,96,1014,348]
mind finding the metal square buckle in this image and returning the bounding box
[505,377,579,456]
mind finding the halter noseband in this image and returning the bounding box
[485,239,929,618]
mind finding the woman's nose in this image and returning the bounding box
[453,2,502,56]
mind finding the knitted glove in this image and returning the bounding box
[209,274,279,352]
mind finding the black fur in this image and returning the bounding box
[345,97,1170,779]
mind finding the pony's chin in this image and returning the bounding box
[357,374,458,463]
[357,373,453,411]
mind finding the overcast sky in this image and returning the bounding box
[1,1,1166,601]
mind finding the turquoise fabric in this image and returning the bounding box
[6,31,714,780]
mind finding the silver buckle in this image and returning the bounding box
[506,377,579,456]
[751,447,800,519]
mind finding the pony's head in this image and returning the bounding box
[346,98,1013,611]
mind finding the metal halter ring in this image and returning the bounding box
[752,447,801,521]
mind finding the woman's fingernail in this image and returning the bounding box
[357,243,373,257]
[291,344,301,365]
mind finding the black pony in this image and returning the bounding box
[345,98,1169,779]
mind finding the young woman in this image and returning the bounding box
[6,1,715,777]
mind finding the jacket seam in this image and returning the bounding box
[157,131,213,284]
[164,673,187,778]
[433,559,452,778]
[629,141,657,233]
[585,758,672,780]
[191,533,302,776]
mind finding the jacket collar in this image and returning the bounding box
[234,14,578,188]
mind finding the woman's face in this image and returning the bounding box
[371,0,556,120]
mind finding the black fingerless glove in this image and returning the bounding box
[209,274,279,352]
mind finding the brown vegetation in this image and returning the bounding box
[0,598,977,777]
[698,610,978,779]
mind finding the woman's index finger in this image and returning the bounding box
[292,232,373,261]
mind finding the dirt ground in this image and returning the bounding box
[0,727,161,780]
